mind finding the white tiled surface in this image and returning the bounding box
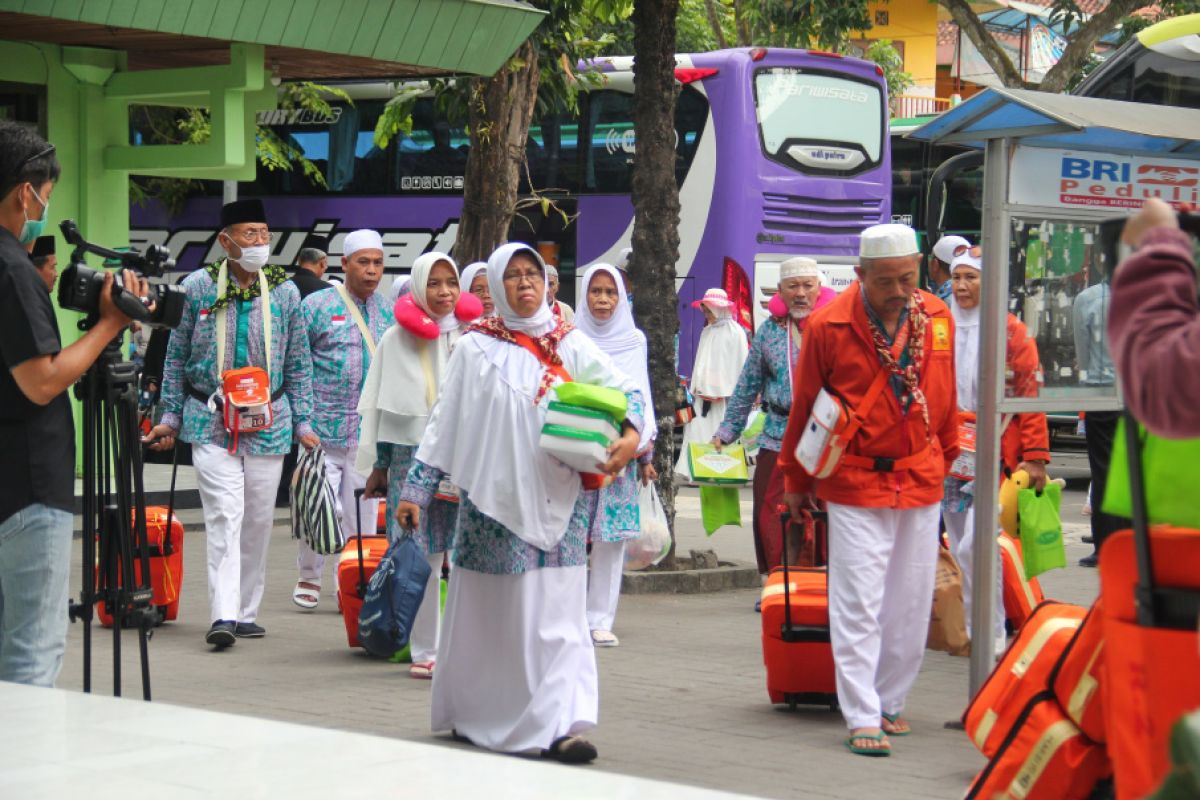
[0,682,757,800]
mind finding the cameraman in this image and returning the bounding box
[0,121,144,687]
[1109,197,1200,438]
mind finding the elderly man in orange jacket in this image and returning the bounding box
[780,223,959,757]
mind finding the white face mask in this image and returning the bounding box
[235,244,270,272]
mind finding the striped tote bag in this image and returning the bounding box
[290,445,343,555]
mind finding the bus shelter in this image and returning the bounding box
[908,88,1200,692]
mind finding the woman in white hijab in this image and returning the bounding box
[574,263,657,647]
[459,261,493,317]
[674,288,749,478]
[395,242,646,765]
[358,252,462,679]
[944,247,1050,655]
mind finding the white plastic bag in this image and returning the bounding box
[625,483,671,570]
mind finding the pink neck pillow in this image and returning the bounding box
[394,291,484,339]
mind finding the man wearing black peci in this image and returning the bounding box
[0,121,143,686]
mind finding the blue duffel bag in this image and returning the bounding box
[357,532,432,659]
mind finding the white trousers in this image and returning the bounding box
[943,505,1006,649]
[586,540,625,632]
[296,444,377,586]
[192,443,285,624]
[827,501,941,730]
[409,551,444,664]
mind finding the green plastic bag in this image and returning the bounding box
[1148,710,1200,800]
[1104,418,1200,529]
[699,485,741,536]
[740,409,766,458]
[1017,483,1066,578]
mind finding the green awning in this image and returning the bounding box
[0,0,545,78]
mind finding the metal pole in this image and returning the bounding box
[968,136,1011,696]
[222,181,237,205]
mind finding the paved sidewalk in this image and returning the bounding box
[59,479,1100,799]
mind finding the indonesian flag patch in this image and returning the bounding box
[331,314,347,325]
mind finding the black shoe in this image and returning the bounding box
[1079,554,1098,568]
[542,735,598,764]
[755,598,762,613]
[1082,535,1094,544]
[206,620,236,648]
[234,622,266,638]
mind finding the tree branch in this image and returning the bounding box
[1038,0,1150,92]
[704,0,729,49]
[940,0,1025,88]
[733,0,752,46]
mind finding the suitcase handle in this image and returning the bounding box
[778,509,828,641]
[354,487,368,598]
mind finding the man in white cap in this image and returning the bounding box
[929,234,970,301]
[546,263,574,323]
[145,198,317,649]
[291,230,395,610]
[778,224,959,756]
[713,257,834,594]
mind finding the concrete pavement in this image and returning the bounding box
[57,475,1101,799]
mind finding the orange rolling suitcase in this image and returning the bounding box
[965,692,1110,800]
[1048,599,1107,745]
[998,532,1046,632]
[963,600,1086,758]
[761,511,837,710]
[97,505,185,627]
[337,488,390,649]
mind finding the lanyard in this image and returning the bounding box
[785,318,802,395]
[214,260,271,378]
[334,284,378,358]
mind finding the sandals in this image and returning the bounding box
[410,661,435,679]
[881,712,911,737]
[845,730,891,757]
[542,735,598,764]
[590,630,619,648]
[292,581,320,610]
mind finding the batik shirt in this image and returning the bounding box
[717,318,796,453]
[302,288,394,450]
[377,443,454,555]
[584,463,641,544]
[400,392,645,575]
[159,263,314,455]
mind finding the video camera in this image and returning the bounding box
[1098,209,1200,270]
[57,219,185,330]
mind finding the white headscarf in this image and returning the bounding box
[691,304,749,399]
[459,261,490,317]
[411,251,460,333]
[413,244,641,550]
[389,274,411,302]
[574,263,657,451]
[488,242,555,336]
[355,255,462,472]
[949,264,981,412]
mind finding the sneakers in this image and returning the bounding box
[206,621,236,648]
[234,622,266,638]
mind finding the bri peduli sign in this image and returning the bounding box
[1009,146,1199,211]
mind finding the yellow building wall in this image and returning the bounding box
[863,0,939,94]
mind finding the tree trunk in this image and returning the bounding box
[704,0,729,49]
[733,0,752,47]
[1038,0,1149,93]
[940,0,1025,88]
[631,0,682,567]
[457,41,541,264]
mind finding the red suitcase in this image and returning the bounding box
[761,511,837,710]
[337,488,390,648]
[98,505,184,627]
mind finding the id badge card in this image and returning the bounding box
[949,419,976,481]
[435,478,461,503]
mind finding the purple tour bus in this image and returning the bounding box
[130,47,891,374]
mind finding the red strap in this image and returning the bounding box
[840,444,930,472]
[511,331,572,382]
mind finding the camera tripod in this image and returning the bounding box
[67,335,156,700]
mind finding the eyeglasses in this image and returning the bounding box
[226,227,272,244]
[952,243,983,259]
[502,269,544,285]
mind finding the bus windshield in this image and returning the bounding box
[754,68,884,173]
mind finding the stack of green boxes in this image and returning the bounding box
[540,383,628,486]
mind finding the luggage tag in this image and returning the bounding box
[435,478,461,504]
[950,418,977,481]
